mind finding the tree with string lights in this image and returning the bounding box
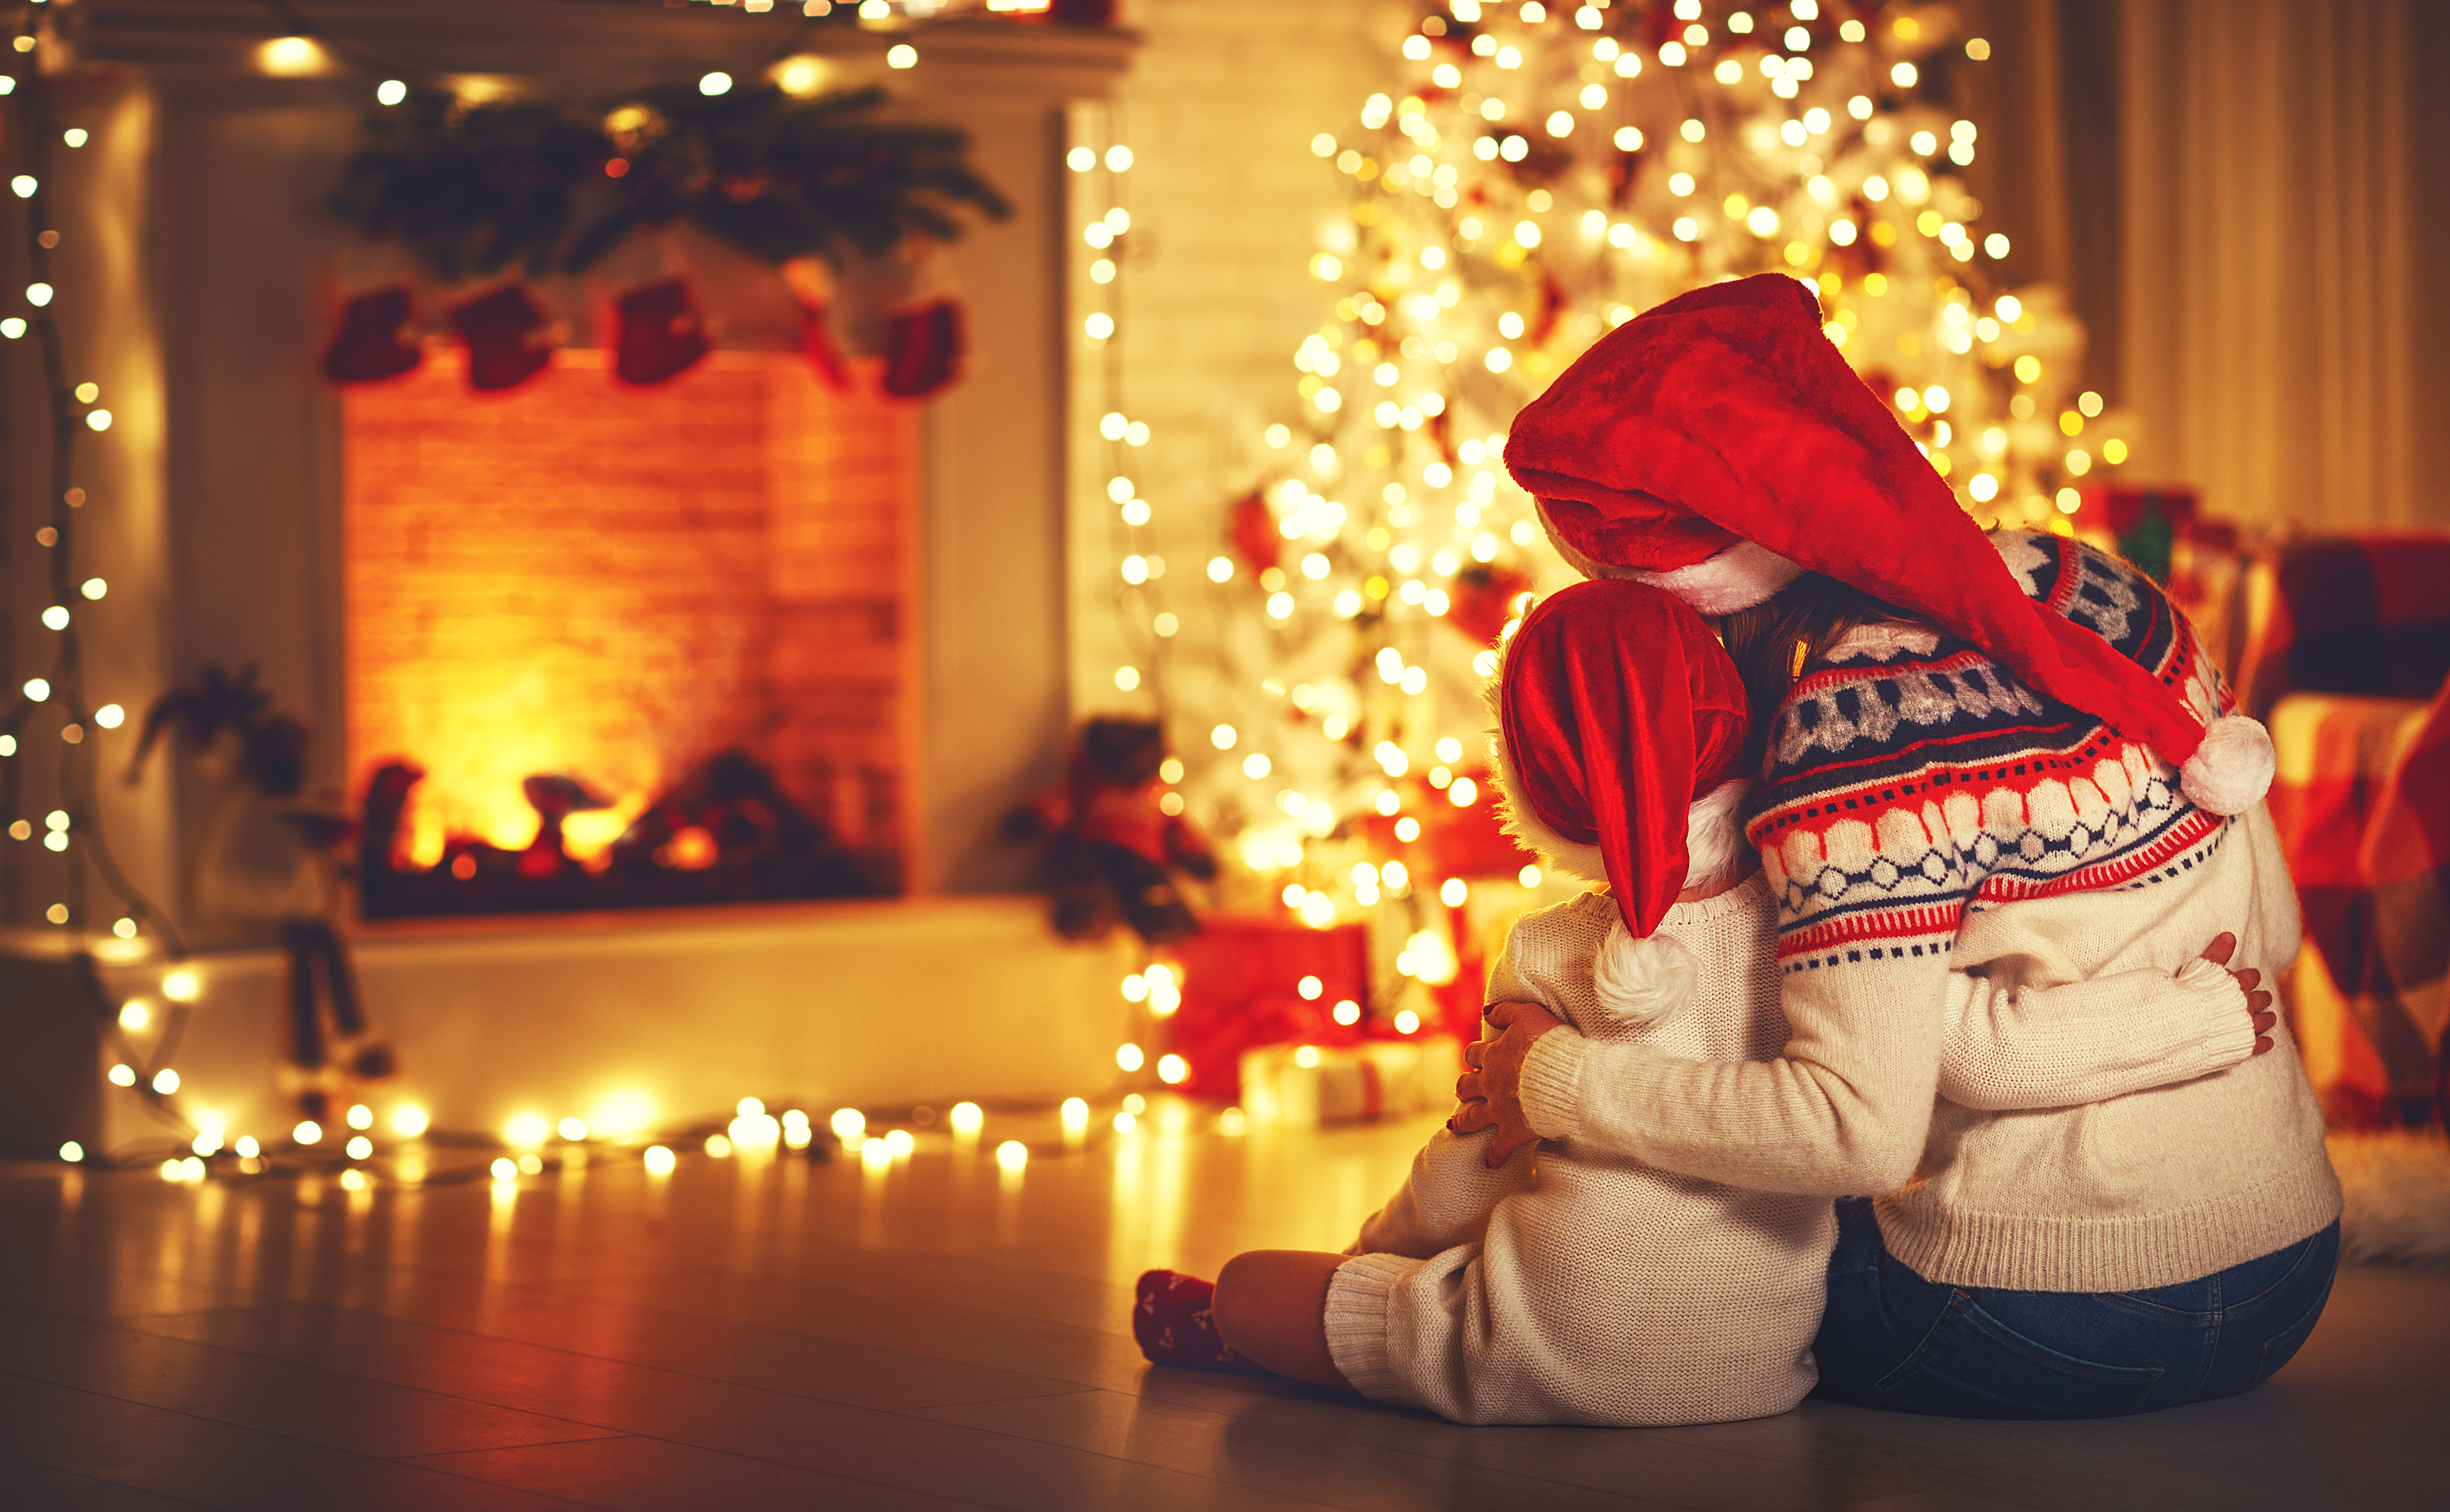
[1157,0,2130,1021]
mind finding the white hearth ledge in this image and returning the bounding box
[0,897,1136,1160]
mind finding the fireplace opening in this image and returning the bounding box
[343,348,916,919]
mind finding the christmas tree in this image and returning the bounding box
[1138,0,2129,1034]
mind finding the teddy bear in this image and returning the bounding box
[1007,718,1216,944]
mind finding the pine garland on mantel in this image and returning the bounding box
[321,82,1010,395]
[330,82,1010,283]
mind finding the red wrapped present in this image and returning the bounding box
[1365,768,1534,882]
[1164,917,1368,1099]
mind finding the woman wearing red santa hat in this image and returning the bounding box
[1454,274,2339,1420]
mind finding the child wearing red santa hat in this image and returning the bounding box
[1133,579,2265,1425]
[1455,274,2337,1418]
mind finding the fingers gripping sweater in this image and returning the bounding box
[1324,873,2254,1427]
[1516,532,2340,1292]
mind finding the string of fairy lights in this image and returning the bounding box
[3,0,203,1161]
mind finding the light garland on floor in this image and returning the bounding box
[63,942,1221,1180]
[92,1075,1201,1189]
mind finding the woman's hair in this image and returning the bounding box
[1713,572,1911,766]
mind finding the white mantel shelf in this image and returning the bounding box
[0,896,1138,1160]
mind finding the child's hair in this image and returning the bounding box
[1712,572,1911,764]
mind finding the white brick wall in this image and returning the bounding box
[1068,0,1411,744]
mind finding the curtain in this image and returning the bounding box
[1964,1,2445,531]
[2119,0,2443,531]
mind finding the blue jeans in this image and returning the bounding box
[1813,1198,2340,1418]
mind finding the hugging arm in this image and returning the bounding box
[1350,928,1546,1258]
[1940,934,2273,1111]
[1459,937,2273,1191]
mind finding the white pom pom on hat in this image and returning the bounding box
[2178,714,2276,817]
[1592,923,1697,1030]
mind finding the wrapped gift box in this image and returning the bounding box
[1165,918,1371,1098]
[1239,1036,1462,1127]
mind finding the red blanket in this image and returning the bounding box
[2266,687,2449,1125]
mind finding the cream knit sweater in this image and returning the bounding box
[1520,807,2341,1293]
[1324,875,2255,1426]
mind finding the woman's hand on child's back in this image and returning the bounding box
[2199,932,2278,1054]
[1451,1000,1567,1169]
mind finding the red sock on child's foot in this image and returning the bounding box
[1134,1269,1261,1371]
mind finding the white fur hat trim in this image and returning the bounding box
[1531,500,1802,613]
[1628,539,1805,615]
[2179,714,2275,817]
[1680,780,1754,892]
[1592,924,1697,1030]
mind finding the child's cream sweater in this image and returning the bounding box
[1323,875,2255,1427]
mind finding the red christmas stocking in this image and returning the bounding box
[882,299,965,399]
[449,284,555,391]
[780,257,853,390]
[613,276,711,386]
[797,299,853,390]
[1132,1270,1263,1372]
[320,285,423,384]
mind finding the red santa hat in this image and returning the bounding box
[1502,273,2273,817]
[1486,578,1751,939]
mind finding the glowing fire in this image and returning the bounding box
[344,347,915,883]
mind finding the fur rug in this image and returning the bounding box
[2329,1130,2450,1268]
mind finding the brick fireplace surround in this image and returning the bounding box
[0,1,1139,1157]
[344,349,918,893]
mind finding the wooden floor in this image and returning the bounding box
[3,1107,2444,1511]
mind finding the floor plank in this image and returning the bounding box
[0,1372,600,1512]
[912,1386,1684,1511]
[113,1301,1324,1511]
[50,1488,219,1512]
[6,1110,2447,1512]
[402,1436,985,1512]
[0,1307,625,1459]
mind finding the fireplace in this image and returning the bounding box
[0,4,1146,1155]
[343,349,917,917]
[43,3,1133,907]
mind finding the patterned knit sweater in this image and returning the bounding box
[1519,532,2340,1292]
[1754,529,2225,971]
